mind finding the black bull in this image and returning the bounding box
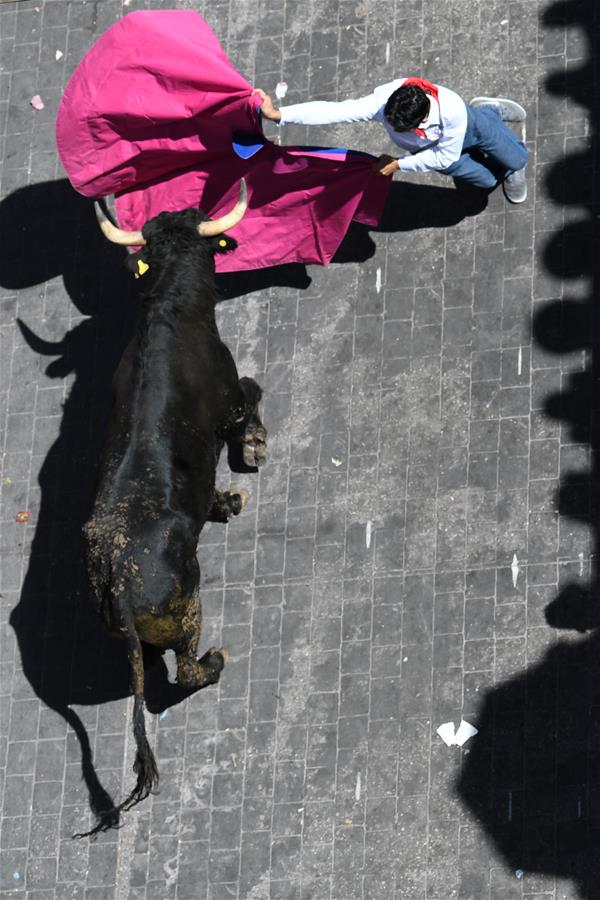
[82,185,266,829]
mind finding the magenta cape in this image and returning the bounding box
[55,10,390,273]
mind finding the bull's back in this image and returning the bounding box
[111,317,240,448]
[85,313,235,645]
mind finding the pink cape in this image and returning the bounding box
[55,10,391,273]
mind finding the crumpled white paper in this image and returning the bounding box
[436,720,478,747]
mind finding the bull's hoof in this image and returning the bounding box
[228,487,250,514]
[242,424,267,468]
[199,646,228,675]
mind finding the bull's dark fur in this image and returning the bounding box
[82,206,266,833]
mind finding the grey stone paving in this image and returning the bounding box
[0,0,598,897]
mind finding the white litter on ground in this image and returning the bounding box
[55,50,63,60]
[454,721,478,746]
[275,81,288,99]
[511,553,519,588]
[30,95,44,110]
[355,772,361,800]
[436,722,456,746]
[436,720,478,747]
[365,520,372,548]
[375,267,382,293]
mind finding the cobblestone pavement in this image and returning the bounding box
[1,0,598,897]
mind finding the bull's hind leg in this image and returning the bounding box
[207,487,250,523]
[174,600,227,690]
[176,644,227,690]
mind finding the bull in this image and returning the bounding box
[82,181,266,829]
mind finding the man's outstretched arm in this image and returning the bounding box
[254,88,400,179]
[253,88,382,126]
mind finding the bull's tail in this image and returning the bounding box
[73,595,159,839]
[119,609,159,812]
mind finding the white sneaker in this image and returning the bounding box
[470,96,527,122]
[503,167,527,203]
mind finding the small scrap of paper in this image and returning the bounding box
[30,95,44,110]
[511,553,520,588]
[275,81,288,99]
[437,720,478,747]
[55,50,63,61]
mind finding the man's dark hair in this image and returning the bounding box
[384,84,430,131]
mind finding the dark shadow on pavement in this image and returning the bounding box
[534,0,598,633]
[457,631,600,897]
[0,179,141,834]
[333,179,488,263]
[456,1,600,896]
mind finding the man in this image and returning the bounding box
[255,77,528,203]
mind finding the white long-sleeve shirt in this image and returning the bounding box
[279,78,468,173]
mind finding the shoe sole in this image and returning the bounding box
[469,96,527,122]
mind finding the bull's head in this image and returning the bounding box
[94,179,248,248]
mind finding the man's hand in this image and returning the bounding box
[373,154,399,177]
[252,88,282,122]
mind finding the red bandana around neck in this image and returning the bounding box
[402,77,439,137]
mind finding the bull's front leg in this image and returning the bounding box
[207,487,250,523]
[233,377,267,470]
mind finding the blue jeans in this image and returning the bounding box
[440,105,528,189]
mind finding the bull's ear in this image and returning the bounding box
[124,249,150,278]
[211,235,238,254]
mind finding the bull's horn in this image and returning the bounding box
[197,179,247,237]
[94,202,146,246]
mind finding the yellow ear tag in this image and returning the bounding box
[137,259,150,276]
[219,239,227,247]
